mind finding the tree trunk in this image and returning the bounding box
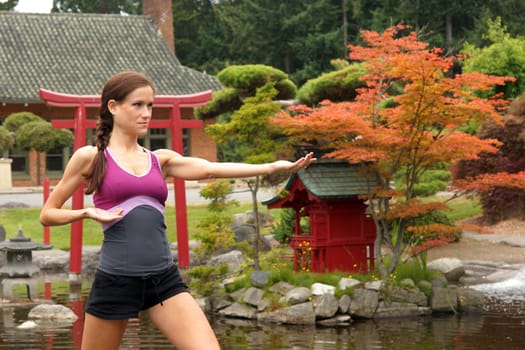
[342,0,348,58]
[445,14,453,50]
[248,176,261,270]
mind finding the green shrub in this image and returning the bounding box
[193,180,239,260]
[296,63,366,106]
[3,112,43,132]
[195,88,241,120]
[271,208,295,243]
[271,208,310,244]
[394,166,452,198]
[185,264,229,296]
[217,64,296,99]
[0,126,14,154]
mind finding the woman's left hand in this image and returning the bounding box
[274,152,317,173]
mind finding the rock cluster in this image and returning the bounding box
[197,272,485,326]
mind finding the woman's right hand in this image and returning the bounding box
[85,207,123,223]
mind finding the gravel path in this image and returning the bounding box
[427,218,525,264]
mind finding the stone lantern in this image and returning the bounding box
[0,226,52,277]
[0,226,52,300]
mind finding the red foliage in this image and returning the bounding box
[272,25,514,275]
[385,200,448,221]
[452,94,525,223]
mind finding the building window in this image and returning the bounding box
[138,128,190,155]
[46,146,71,174]
[149,128,167,151]
[11,153,28,172]
[9,147,28,173]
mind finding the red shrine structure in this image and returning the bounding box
[39,88,212,279]
[263,160,378,273]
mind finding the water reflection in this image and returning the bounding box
[1,277,525,349]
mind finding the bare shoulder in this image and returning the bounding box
[67,145,97,173]
[72,145,97,162]
[153,148,182,166]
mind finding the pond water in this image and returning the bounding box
[1,277,525,350]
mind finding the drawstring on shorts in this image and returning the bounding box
[142,275,164,306]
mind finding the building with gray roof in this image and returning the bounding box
[0,10,222,187]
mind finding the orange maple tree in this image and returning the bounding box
[272,25,514,278]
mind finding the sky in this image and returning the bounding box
[14,0,53,13]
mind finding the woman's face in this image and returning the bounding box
[109,85,155,136]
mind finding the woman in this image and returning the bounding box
[40,70,315,350]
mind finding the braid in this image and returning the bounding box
[84,110,113,194]
[83,71,155,195]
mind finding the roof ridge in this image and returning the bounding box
[0,11,146,18]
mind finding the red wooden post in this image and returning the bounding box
[44,282,52,300]
[69,104,86,281]
[170,102,190,268]
[43,177,51,245]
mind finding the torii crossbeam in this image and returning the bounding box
[39,88,212,281]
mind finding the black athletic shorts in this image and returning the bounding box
[85,265,189,320]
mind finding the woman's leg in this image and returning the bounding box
[147,292,221,350]
[81,313,129,350]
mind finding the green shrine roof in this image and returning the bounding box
[264,161,380,205]
[0,12,222,104]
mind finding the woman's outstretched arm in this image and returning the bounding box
[155,149,316,181]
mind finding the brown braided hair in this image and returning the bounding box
[84,71,155,194]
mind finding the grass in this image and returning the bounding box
[0,193,481,252]
[0,203,279,251]
[422,193,482,222]
[442,195,482,222]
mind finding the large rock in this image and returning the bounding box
[232,211,274,227]
[387,286,428,306]
[311,282,335,296]
[349,288,379,319]
[427,258,465,281]
[314,293,339,319]
[33,246,101,274]
[285,287,311,305]
[204,295,233,313]
[457,287,485,312]
[257,302,315,325]
[28,304,78,323]
[250,270,269,288]
[338,294,351,314]
[218,302,257,319]
[242,287,264,307]
[338,277,361,291]
[431,286,458,312]
[374,301,421,319]
[269,281,295,296]
[32,249,69,272]
[207,250,244,272]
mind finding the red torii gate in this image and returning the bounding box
[39,88,212,280]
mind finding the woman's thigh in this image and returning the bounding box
[81,313,128,350]
[147,292,221,350]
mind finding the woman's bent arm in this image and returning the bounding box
[40,146,95,226]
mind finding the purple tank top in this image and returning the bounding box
[94,147,168,214]
[93,148,173,276]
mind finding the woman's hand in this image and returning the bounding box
[273,152,317,173]
[85,207,124,223]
